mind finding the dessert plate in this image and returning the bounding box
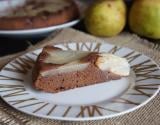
[0,42,159,121]
[0,19,79,36]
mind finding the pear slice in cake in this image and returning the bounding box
[33,46,130,93]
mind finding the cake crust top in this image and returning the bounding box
[1,0,74,17]
[36,46,130,77]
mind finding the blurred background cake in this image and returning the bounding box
[0,0,79,30]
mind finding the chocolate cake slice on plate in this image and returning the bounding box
[33,46,130,93]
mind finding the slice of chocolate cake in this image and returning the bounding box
[33,46,130,93]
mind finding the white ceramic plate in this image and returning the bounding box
[0,42,159,121]
[0,20,79,36]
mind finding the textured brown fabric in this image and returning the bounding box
[0,28,159,125]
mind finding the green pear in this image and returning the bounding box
[129,0,160,39]
[84,0,126,37]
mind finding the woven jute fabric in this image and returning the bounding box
[0,28,159,125]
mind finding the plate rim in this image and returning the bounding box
[1,87,159,121]
[0,19,80,35]
[0,42,159,121]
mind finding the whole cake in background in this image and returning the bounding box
[33,46,130,93]
[0,0,79,30]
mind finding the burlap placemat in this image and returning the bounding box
[0,28,159,125]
